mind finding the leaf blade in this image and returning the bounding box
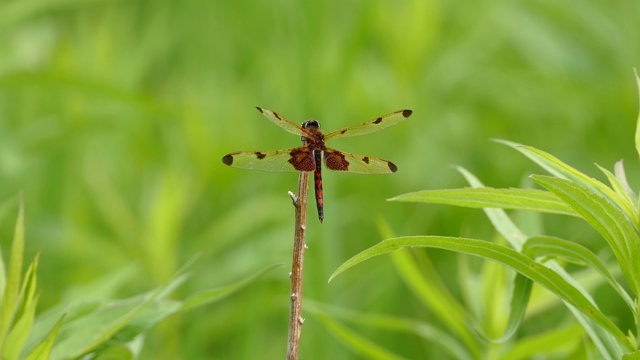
[390,188,577,217]
[330,236,633,350]
[532,175,640,296]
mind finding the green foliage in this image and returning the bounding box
[330,76,640,358]
[0,196,276,359]
[1,0,640,358]
[0,196,59,360]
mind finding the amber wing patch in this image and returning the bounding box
[288,147,315,171]
[324,150,350,171]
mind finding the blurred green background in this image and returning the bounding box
[1,0,639,358]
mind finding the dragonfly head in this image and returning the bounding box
[302,119,321,132]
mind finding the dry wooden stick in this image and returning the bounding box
[286,171,310,360]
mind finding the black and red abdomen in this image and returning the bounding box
[312,150,324,223]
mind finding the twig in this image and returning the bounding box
[286,171,310,360]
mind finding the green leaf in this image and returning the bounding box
[50,296,154,359]
[596,163,637,219]
[496,140,639,229]
[0,195,20,302]
[634,68,640,163]
[390,188,577,217]
[374,217,482,357]
[532,175,640,296]
[20,265,139,356]
[0,194,25,351]
[523,236,634,312]
[316,315,407,360]
[93,344,133,360]
[613,160,637,207]
[23,316,65,360]
[3,295,39,360]
[454,169,624,357]
[50,274,187,360]
[455,167,529,249]
[305,301,473,360]
[498,323,585,360]
[2,254,40,360]
[624,350,640,360]
[330,236,633,351]
[478,273,532,343]
[181,264,281,312]
[387,250,482,357]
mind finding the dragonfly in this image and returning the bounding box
[222,107,412,223]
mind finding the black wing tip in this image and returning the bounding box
[402,110,413,118]
[222,154,233,166]
[256,106,264,113]
[388,162,398,173]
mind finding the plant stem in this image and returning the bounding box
[286,171,310,360]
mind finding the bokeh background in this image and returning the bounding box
[1,0,639,358]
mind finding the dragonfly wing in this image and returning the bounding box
[256,107,308,137]
[324,148,397,174]
[324,109,412,141]
[222,147,315,172]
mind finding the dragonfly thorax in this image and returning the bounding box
[301,119,325,148]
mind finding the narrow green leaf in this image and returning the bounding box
[20,265,139,356]
[50,296,152,360]
[50,273,188,359]
[316,315,408,360]
[454,169,623,356]
[3,294,38,360]
[634,68,640,162]
[623,350,640,360]
[93,345,133,360]
[451,168,532,342]
[496,140,638,228]
[523,236,634,312]
[2,254,40,360]
[181,264,281,312]
[374,217,481,357]
[456,167,528,250]
[532,175,640,296]
[305,301,473,360]
[388,250,482,357]
[498,323,585,360]
[330,236,633,350]
[596,163,637,220]
[613,160,637,207]
[390,188,576,217]
[0,195,19,302]
[0,195,25,350]
[24,316,65,360]
[477,274,532,344]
